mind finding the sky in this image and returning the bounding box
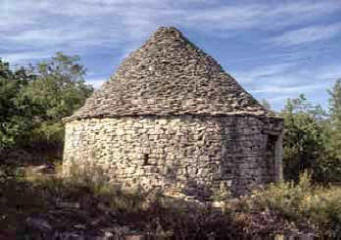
[1,0,341,111]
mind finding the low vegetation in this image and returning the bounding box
[1,163,340,239]
[240,173,341,239]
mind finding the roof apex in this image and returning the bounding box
[151,26,183,39]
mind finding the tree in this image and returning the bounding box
[328,79,341,158]
[317,79,341,182]
[25,52,93,144]
[0,60,35,150]
[280,94,326,182]
[0,53,93,152]
[260,99,277,117]
[261,99,271,111]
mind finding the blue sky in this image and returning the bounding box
[1,0,341,110]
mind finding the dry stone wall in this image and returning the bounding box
[63,115,282,199]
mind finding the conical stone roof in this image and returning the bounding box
[65,27,271,122]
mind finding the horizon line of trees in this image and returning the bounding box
[0,52,340,183]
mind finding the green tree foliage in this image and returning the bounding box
[0,53,93,150]
[328,79,341,158]
[27,53,92,121]
[279,94,326,182]
[0,60,35,149]
[317,79,341,182]
[24,52,93,144]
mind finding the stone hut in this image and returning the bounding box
[63,27,283,199]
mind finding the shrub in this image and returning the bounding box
[248,172,341,238]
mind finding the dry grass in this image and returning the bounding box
[240,173,341,239]
[1,163,340,239]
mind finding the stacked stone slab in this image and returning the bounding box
[63,27,284,199]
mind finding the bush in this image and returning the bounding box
[248,173,341,238]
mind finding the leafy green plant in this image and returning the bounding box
[280,95,327,182]
[249,173,341,238]
[211,181,232,202]
[0,53,93,152]
[25,52,93,145]
[0,60,35,149]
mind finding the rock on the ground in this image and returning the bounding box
[26,217,52,233]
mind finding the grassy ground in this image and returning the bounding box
[0,162,340,239]
[0,166,246,239]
